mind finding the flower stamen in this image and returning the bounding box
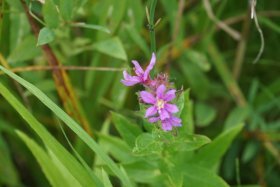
[156,99,165,112]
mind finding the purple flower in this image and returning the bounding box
[140,84,179,121]
[149,115,182,131]
[121,53,156,86]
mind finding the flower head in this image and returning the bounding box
[121,53,156,86]
[140,84,178,121]
[121,52,183,132]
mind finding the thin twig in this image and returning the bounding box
[250,0,265,64]
[221,10,280,27]
[203,0,241,41]
[233,8,251,80]
[0,65,125,75]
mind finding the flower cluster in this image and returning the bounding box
[121,53,182,131]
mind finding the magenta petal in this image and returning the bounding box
[140,91,156,104]
[171,116,182,123]
[159,109,169,120]
[145,106,157,118]
[149,117,160,123]
[170,116,182,126]
[156,84,166,98]
[123,70,130,79]
[143,53,156,80]
[123,71,139,81]
[162,122,172,131]
[163,89,176,101]
[121,71,140,86]
[172,122,182,127]
[121,79,139,86]
[132,60,144,76]
[165,104,179,113]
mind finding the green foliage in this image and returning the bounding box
[43,0,59,29]
[183,165,230,187]
[189,124,244,170]
[0,81,101,187]
[7,35,41,63]
[17,130,82,187]
[1,0,279,186]
[0,134,20,186]
[0,66,132,187]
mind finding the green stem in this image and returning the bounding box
[149,0,157,53]
[235,158,241,187]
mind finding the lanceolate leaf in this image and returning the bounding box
[16,131,81,187]
[189,123,244,169]
[183,164,230,187]
[0,83,101,187]
[0,66,133,187]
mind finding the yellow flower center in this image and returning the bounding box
[156,99,165,111]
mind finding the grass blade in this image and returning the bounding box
[0,66,133,187]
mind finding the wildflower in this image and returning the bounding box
[121,53,156,86]
[149,115,182,131]
[140,84,179,121]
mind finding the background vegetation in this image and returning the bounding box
[0,0,279,187]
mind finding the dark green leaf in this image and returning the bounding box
[190,123,244,169]
[183,164,230,187]
[16,131,81,187]
[0,134,20,186]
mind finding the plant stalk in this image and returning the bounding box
[149,0,157,53]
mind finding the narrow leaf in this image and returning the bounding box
[190,123,244,169]
[16,130,80,187]
[0,82,100,187]
[183,164,230,187]
[0,66,133,187]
